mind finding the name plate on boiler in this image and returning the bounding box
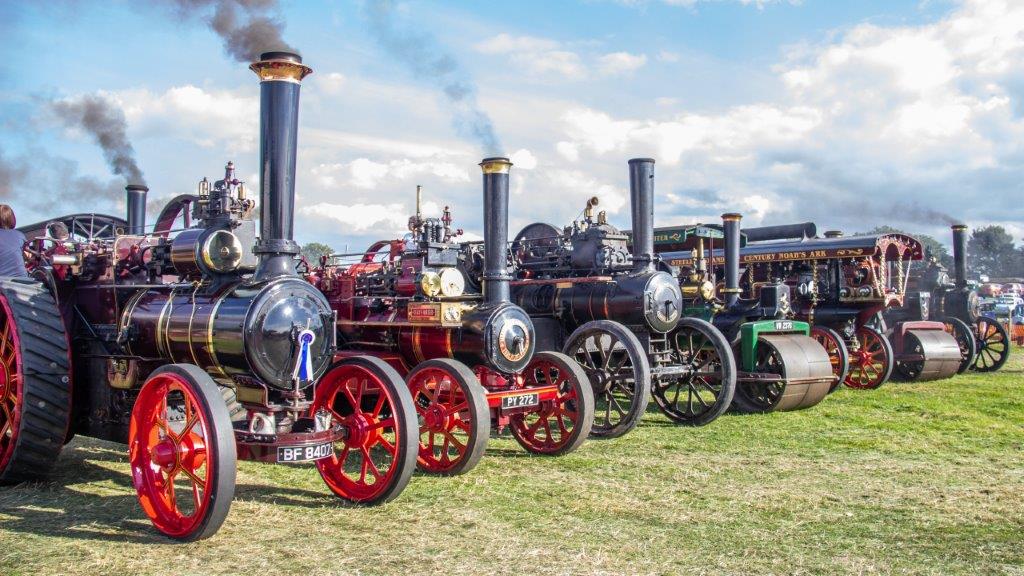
[407,302,463,327]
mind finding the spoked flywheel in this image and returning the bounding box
[972,316,1010,372]
[406,359,489,475]
[0,278,71,484]
[810,325,849,392]
[510,351,595,456]
[655,317,736,427]
[943,317,978,374]
[312,356,418,504]
[129,364,236,541]
[563,320,650,439]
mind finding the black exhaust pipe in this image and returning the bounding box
[952,224,968,288]
[481,157,512,305]
[742,222,816,243]
[249,51,312,281]
[628,158,655,273]
[722,213,743,308]
[125,184,148,235]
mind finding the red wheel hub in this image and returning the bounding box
[343,413,382,449]
[421,403,452,432]
[407,366,474,474]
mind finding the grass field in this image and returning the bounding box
[1,351,1022,576]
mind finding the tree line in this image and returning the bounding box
[864,225,1024,281]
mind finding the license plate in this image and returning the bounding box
[501,392,539,410]
[277,442,334,463]
[774,321,794,330]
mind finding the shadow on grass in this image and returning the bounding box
[0,440,366,542]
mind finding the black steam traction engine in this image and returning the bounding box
[505,159,737,436]
[882,224,1010,373]
[1,52,421,541]
[309,158,594,476]
[654,214,835,413]
[718,225,964,388]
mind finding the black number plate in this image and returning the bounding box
[277,441,334,463]
[501,392,540,410]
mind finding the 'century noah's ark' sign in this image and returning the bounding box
[668,246,870,268]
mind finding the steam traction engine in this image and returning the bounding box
[721,226,962,388]
[508,159,736,436]
[0,52,420,541]
[882,224,1010,373]
[656,214,834,413]
[312,158,594,476]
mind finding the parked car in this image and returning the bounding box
[1002,283,1023,296]
[979,283,1004,297]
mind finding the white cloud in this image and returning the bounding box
[312,158,471,190]
[300,202,409,234]
[116,85,258,151]
[474,33,587,80]
[597,52,648,76]
[510,149,538,170]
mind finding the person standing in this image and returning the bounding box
[0,205,28,278]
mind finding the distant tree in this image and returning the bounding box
[860,226,953,269]
[300,242,334,264]
[967,226,1017,278]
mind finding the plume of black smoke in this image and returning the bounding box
[51,95,146,185]
[364,0,502,154]
[0,145,124,210]
[165,0,292,62]
[889,201,959,226]
[0,146,28,199]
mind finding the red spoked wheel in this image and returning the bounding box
[973,317,1010,372]
[313,356,417,504]
[810,326,850,393]
[844,326,893,390]
[129,364,236,542]
[406,359,489,475]
[510,351,594,456]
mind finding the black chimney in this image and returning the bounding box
[480,157,512,305]
[628,158,655,273]
[722,213,743,308]
[952,224,968,288]
[125,184,148,235]
[249,51,312,281]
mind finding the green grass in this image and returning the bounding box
[2,352,1022,576]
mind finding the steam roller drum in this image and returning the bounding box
[756,334,833,412]
[893,329,962,382]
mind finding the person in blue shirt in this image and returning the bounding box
[0,205,28,278]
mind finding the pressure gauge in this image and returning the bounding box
[419,271,442,297]
[699,281,715,300]
[439,267,465,297]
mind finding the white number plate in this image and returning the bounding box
[501,392,540,410]
[277,441,334,463]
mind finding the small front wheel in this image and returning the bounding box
[510,352,595,456]
[810,326,850,392]
[844,326,893,389]
[943,317,977,374]
[655,318,736,427]
[973,316,1010,372]
[129,364,237,542]
[406,359,490,475]
[313,356,418,505]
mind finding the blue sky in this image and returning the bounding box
[1,0,1019,252]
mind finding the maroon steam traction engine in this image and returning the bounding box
[0,52,421,542]
[310,159,594,476]
[882,224,1010,373]
[728,227,963,388]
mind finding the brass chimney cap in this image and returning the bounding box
[250,51,313,83]
[721,213,742,222]
[125,184,149,192]
[951,223,968,231]
[628,158,656,164]
[480,157,512,174]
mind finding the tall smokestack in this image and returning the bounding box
[951,224,968,289]
[722,213,743,308]
[125,184,148,235]
[628,158,655,273]
[480,157,512,305]
[249,50,312,281]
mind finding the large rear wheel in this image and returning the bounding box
[406,359,489,475]
[844,326,893,390]
[0,278,71,484]
[973,317,1010,372]
[654,318,736,427]
[313,356,418,504]
[943,317,977,374]
[810,326,849,392]
[563,320,650,439]
[510,351,595,456]
[129,364,236,542]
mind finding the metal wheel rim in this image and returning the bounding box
[845,328,890,389]
[313,364,403,502]
[510,358,582,453]
[567,330,639,434]
[973,318,1009,371]
[740,342,785,410]
[655,326,726,420]
[408,366,475,473]
[128,373,215,539]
